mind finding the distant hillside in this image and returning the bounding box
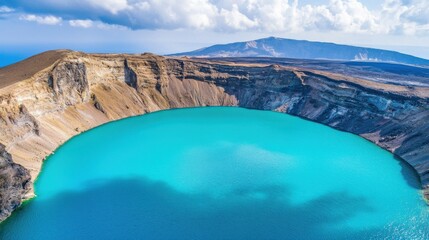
[171,37,429,66]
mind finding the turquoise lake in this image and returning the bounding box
[1,107,428,239]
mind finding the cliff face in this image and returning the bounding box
[0,51,428,222]
[0,143,31,221]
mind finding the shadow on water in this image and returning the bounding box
[0,177,389,240]
[394,155,422,189]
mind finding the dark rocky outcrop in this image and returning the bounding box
[0,144,31,221]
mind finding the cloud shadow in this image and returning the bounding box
[0,177,390,240]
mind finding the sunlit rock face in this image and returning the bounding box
[0,50,429,221]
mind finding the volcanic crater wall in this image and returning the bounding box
[0,51,428,222]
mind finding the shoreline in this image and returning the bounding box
[2,106,427,225]
[1,51,429,222]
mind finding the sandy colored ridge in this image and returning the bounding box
[0,50,72,89]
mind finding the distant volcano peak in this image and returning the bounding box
[170,37,429,66]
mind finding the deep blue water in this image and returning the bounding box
[1,107,428,239]
[0,53,30,67]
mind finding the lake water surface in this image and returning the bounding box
[1,107,428,239]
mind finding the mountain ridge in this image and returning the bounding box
[171,37,429,66]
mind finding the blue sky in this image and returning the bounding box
[1,0,429,66]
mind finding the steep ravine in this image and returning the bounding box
[0,51,428,222]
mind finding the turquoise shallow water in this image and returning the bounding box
[1,107,428,239]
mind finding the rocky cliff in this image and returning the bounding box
[0,143,31,221]
[0,50,428,222]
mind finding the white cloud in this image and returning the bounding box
[109,0,379,32]
[219,0,300,32]
[126,0,218,30]
[8,0,429,35]
[378,0,429,35]
[298,0,380,33]
[219,4,258,30]
[69,19,94,28]
[211,0,382,33]
[110,0,413,34]
[0,6,14,13]
[87,0,129,14]
[20,14,62,25]
[69,19,127,29]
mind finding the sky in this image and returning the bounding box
[1,0,429,66]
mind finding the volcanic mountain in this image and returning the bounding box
[171,37,429,66]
